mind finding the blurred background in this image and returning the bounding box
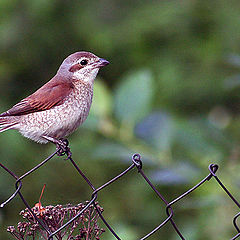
[1,0,240,239]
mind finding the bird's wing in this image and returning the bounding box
[0,78,74,117]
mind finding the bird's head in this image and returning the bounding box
[57,51,109,84]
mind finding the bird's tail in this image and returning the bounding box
[0,117,19,133]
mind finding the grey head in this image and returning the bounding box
[57,51,109,84]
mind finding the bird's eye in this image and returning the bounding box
[80,59,88,66]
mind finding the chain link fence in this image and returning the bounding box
[1,145,240,239]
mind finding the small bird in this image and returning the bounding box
[0,51,109,155]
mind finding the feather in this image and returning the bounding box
[0,76,74,117]
[0,117,18,132]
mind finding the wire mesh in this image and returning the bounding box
[1,144,240,240]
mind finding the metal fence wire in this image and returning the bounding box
[1,143,240,240]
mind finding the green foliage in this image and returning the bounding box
[114,70,153,123]
[1,1,240,239]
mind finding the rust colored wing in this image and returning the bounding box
[0,77,74,117]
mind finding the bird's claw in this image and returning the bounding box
[56,139,72,160]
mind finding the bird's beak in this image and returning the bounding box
[96,58,110,68]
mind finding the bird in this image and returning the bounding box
[0,51,109,156]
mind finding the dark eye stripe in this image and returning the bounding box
[69,64,83,72]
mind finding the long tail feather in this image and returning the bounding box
[0,117,18,132]
[0,124,18,132]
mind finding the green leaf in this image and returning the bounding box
[91,79,113,117]
[114,69,153,123]
[83,79,112,130]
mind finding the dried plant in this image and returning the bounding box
[7,202,105,240]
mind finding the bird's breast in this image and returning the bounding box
[58,83,93,129]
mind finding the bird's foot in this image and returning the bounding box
[42,136,72,160]
[56,138,72,159]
